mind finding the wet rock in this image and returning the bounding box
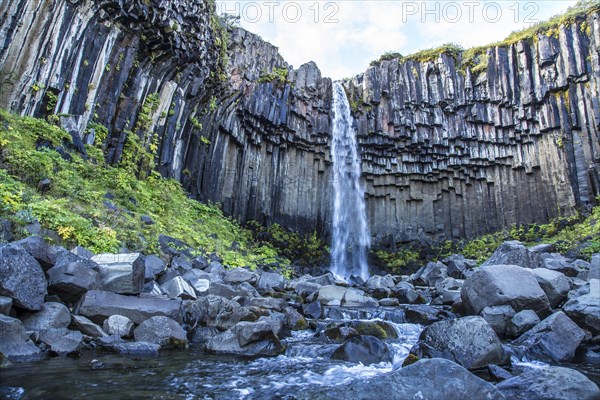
[38,328,83,357]
[562,279,599,335]
[487,364,513,382]
[409,316,506,370]
[96,337,160,355]
[513,311,585,363]
[0,296,12,315]
[496,366,600,400]
[331,335,391,365]
[70,315,107,338]
[183,295,255,331]
[303,358,505,399]
[482,241,540,269]
[461,264,550,317]
[161,276,197,300]
[342,287,379,307]
[588,254,599,281]
[506,310,540,338]
[322,326,360,341]
[391,282,423,304]
[0,244,47,310]
[403,305,451,325]
[190,326,220,344]
[21,302,71,331]
[301,301,322,319]
[206,321,284,357]
[47,253,99,303]
[0,315,44,362]
[103,315,134,338]
[481,305,516,337]
[134,316,187,349]
[92,253,145,294]
[76,290,182,324]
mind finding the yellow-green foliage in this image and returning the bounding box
[0,109,286,268]
[375,248,420,274]
[257,67,290,85]
[404,43,464,63]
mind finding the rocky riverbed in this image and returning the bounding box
[1,235,599,399]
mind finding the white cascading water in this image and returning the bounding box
[330,81,371,281]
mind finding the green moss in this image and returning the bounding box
[0,108,288,268]
[402,353,419,367]
[257,67,290,85]
[353,321,387,339]
[375,248,419,274]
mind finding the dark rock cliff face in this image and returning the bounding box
[1,0,599,246]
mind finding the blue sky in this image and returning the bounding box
[217,1,579,78]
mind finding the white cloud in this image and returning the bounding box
[218,0,580,79]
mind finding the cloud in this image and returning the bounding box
[217,0,579,79]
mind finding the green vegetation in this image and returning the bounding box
[208,0,231,83]
[374,248,420,275]
[0,109,287,269]
[257,67,290,85]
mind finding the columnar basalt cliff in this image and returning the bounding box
[1,0,599,246]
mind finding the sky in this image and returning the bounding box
[216,0,580,79]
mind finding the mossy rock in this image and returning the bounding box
[402,353,419,367]
[352,321,388,340]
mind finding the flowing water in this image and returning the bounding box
[0,310,422,400]
[330,82,371,281]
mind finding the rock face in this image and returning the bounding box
[0,0,597,245]
[92,253,145,295]
[133,316,187,348]
[461,265,550,317]
[409,316,506,370]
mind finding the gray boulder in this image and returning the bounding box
[183,295,255,331]
[206,321,284,357]
[539,253,582,277]
[482,241,539,269]
[496,366,600,400]
[0,296,12,315]
[409,316,506,370]
[392,281,423,304]
[412,262,447,287]
[299,358,505,400]
[365,275,395,290]
[76,290,182,324]
[12,236,55,267]
[134,316,187,348]
[506,310,540,338]
[513,311,585,363]
[461,264,550,317]
[444,254,477,279]
[0,244,47,310]
[161,276,196,300]
[224,268,257,284]
[47,253,98,303]
[331,335,392,365]
[315,285,378,307]
[143,255,165,282]
[92,253,145,294]
[255,271,285,292]
[70,246,94,259]
[295,281,321,297]
[96,337,160,355]
[0,315,44,362]
[21,302,71,331]
[563,279,600,335]
[481,305,516,337]
[103,315,134,338]
[70,315,107,337]
[38,328,83,356]
[529,268,570,308]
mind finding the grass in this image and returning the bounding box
[0,109,288,270]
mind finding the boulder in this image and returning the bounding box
[482,241,539,269]
[481,305,515,337]
[409,316,506,370]
[539,253,582,277]
[70,315,107,337]
[299,358,505,400]
[443,254,477,279]
[365,275,395,290]
[529,268,570,308]
[392,282,423,304]
[0,315,44,362]
[506,310,540,338]
[562,279,600,335]
[496,366,600,400]
[183,295,255,331]
[134,316,187,348]
[342,287,379,307]
[295,281,321,297]
[103,315,134,338]
[143,255,165,282]
[38,328,83,356]
[70,246,94,259]
[513,311,585,363]
[331,335,392,365]
[96,337,160,355]
[12,236,55,267]
[301,301,322,319]
[0,296,12,315]
[255,271,285,292]
[224,268,257,285]
[76,290,182,324]
[189,278,210,296]
[0,243,47,310]
[412,262,447,287]
[21,302,71,331]
[315,285,346,306]
[92,253,145,294]
[461,264,550,317]
[47,253,98,302]
[160,276,196,300]
[206,321,284,357]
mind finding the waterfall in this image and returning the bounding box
[330,82,371,281]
